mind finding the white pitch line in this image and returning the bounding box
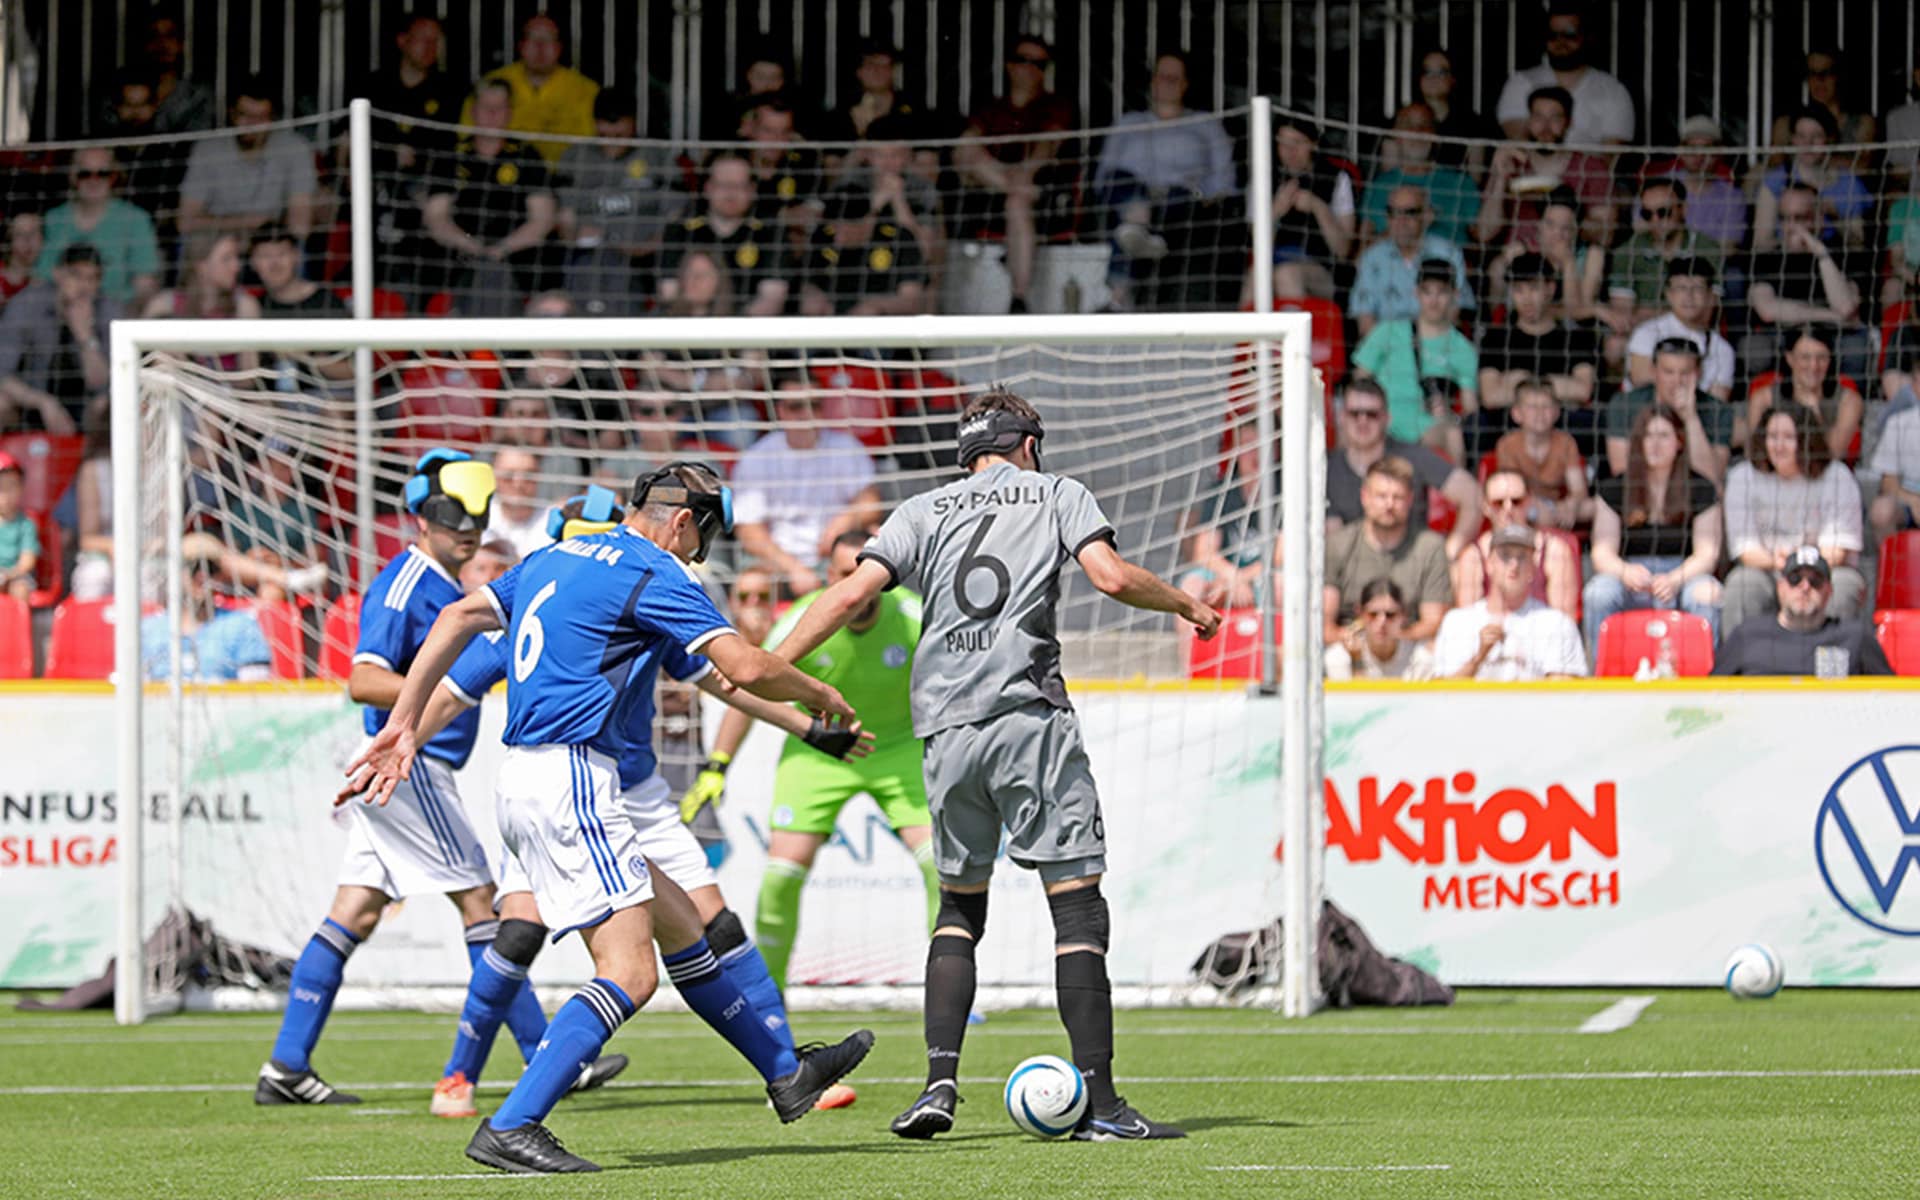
[8,1067,1920,1098]
[1578,995,1657,1034]
[0,1025,1586,1047]
[1207,1164,1452,1173]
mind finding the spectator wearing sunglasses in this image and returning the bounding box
[1325,578,1435,680]
[1493,5,1635,146]
[1712,546,1891,677]
[1326,378,1481,561]
[1765,50,1877,176]
[953,35,1077,314]
[36,147,161,310]
[1606,179,1727,332]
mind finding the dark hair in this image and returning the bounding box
[864,112,917,143]
[770,368,811,393]
[1639,176,1688,203]
[1341,378,1387,409]
[231,74,275,108]
[1542,184,1582,220]
[58,243,103,269]
[247,223,298,252]
[854,38,899,62]
[592,88,637,124]
[1623,404,1692,528]
[1275,113,1322,144]
[1750,402,1832,479]
[1652,334,1704,361]
[1507,252,1553,283]
[1512,375,1555,406]
[1788,102,1839,142]
[1358,577,1407,611]
[1528,85,1575,120]
[831,529,872,553]
[1664,255,1715,285]
[1416,257,1456,287]
[960,383,1043,433]
[665,249,736,317]
[474,78,514,106]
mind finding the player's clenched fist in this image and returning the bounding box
[1187,600,1223,641]
[679,753,730,822]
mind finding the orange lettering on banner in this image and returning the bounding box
[0,836,118,867]
[1325,774,1619,866]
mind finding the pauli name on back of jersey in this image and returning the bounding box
[928,482,1048,517]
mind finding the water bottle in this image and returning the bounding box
[1063,277,1082,314]
[1654,634,1677,679]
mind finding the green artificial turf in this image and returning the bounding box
[4,990,1918,1198]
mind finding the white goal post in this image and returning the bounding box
[109,309,1322,1025]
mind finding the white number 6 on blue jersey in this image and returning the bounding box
[513,580,560,682]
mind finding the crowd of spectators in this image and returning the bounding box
[3,2,1919,682]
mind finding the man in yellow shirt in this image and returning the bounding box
[460,13,599,163]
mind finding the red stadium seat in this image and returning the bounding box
[318,592,363,681]
[0,433,85,513]
[1188,608,1280,680]
[1875,610,1920,676]
[0,595,31,678]
[45,597,118,680]
[1593,610,1714,677]
[1877,532,1920,612]
[809,361,892,449]
[253,600,306,680]
[26,510,62,608]
[1881,303,1910,373]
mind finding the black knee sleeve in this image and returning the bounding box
[1047,884,1110,953]
[934,888,989,942]
[493,918,548,967]
[704,907,748,957]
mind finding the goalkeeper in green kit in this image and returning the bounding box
[682,532,939,988]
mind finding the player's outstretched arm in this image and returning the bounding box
[695,673,876,758]
[1076,539,1222,639]
[700,632,856,719]
[336,681,473,806]
[344,592,502,806]
[769,559,891,664]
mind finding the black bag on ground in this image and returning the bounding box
[1190,899,1454,1008]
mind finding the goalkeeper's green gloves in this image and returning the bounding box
[680,751,730,823]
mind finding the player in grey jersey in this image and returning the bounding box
[770,385,1222,1141]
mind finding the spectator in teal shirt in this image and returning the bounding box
[1352,258,1478,464]
[35,146,162,311]
[0,452,38,604]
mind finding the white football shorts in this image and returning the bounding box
[494,743,655,941]
[339,749,494,899]
[623,772,717,894]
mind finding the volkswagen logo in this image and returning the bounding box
[1815,745,1920,937]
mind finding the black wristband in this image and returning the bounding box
[802,716,860,760]
[702,755,730,775]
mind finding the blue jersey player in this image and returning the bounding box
[351,464,875,1174]
[255,450,628,1105]
[386,488,876,1120]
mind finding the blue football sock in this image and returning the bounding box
[270,918,360,1073]
[716,938,795,1054]
[505,980,549,1064]
[489,978,634,1132]
[664,938,798,1082]
[443,935,525,1084]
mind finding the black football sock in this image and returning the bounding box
[1056,950,1118,1114]
[922,934,976,1087]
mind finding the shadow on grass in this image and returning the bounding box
[612,1137,998,1169]
[561,1093,772,1115]
[1178,1115,1308,1133]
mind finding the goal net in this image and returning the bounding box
[111,312,1320,1022]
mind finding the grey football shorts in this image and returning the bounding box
[920,700,1106,886]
